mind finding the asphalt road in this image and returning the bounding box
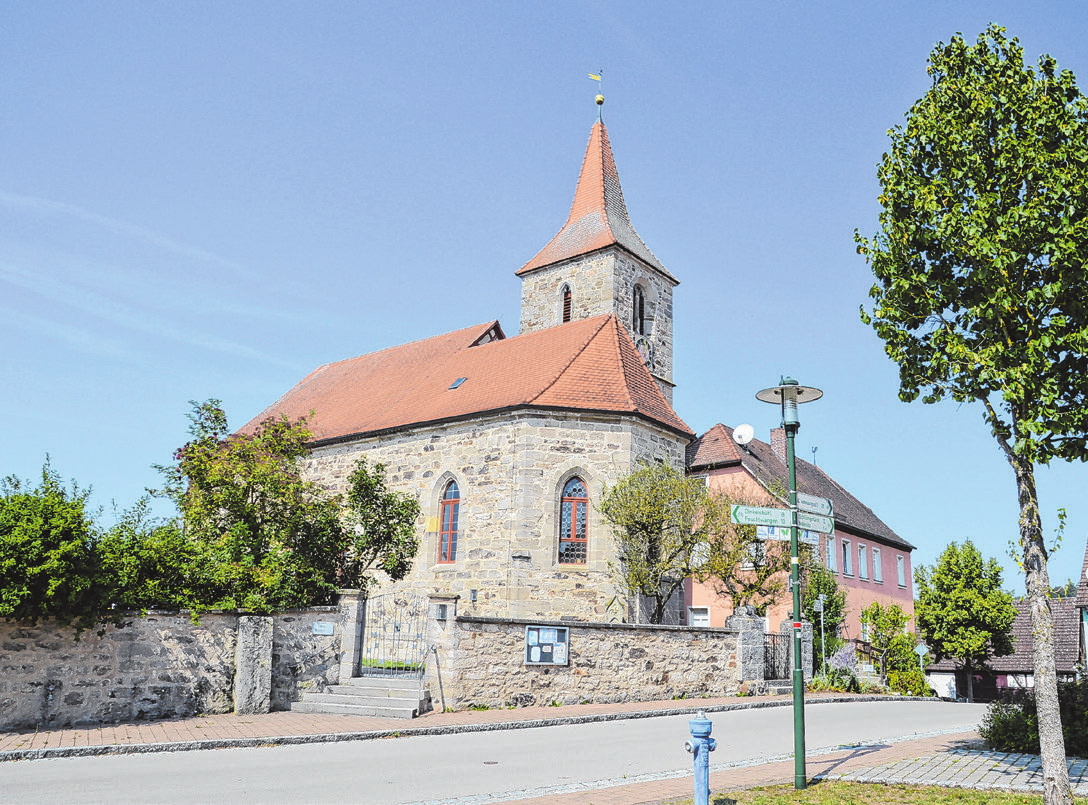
[0,700,987,805]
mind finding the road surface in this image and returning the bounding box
[0,699,986,804]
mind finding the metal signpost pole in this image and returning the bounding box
[756,377,822,791]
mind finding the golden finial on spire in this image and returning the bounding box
[588,70,604,118]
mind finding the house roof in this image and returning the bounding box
[1075,538,1088,608]
[517,120,674,281]
[929,597,1081,675]
[244,314,692,443]
[687,423,914,551]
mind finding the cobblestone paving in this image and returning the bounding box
[826,748,1088,796]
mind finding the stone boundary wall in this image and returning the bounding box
[0,607,340,731]
[427,612,755,711]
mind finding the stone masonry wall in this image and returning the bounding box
[427,615,742,710]
[517,249,677,403]
[304,410,687,623]
[0,608,339,731]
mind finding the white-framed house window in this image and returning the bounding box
[897,555,906,587]
[841,538,853,576]
[826,535,837,572]
[873,547,883,582]
[858,544,869,580]
[688,607,710,627]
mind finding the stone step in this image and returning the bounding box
[289,678,431,719]
[289,700,420,719]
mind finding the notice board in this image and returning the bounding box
[524,625,569,666]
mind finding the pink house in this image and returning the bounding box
[684,423,915,638]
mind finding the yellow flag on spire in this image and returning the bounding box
[587,73,601,81]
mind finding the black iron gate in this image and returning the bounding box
[360,593,429,679]
[764,633,790,680]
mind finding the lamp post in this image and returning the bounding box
[756,377,823,790]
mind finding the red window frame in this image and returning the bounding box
[559,477,588,565]
[439,481,459,564]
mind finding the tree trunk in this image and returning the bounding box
[964,659,974,703]
[1011,455,1072,805]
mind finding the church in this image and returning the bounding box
[246,110,694,622]
[247,108,914,631]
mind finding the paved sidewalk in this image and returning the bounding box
[828,748,1088,797]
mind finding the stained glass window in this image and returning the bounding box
[559,477,588,564]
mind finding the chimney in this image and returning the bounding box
[770,428,787,465]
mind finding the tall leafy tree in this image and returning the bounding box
[600,462,712,624]
[801,563,847,674]
[914,540,1016,702]
[855,26,1088,803]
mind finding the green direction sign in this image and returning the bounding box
[797,511,834,534]
[731,505,792,528]
[796,492,833,518]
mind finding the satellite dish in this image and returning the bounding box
[733,423,754,446]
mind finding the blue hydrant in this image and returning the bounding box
[684,709,717,805]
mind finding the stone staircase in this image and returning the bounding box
[290,676,432,719]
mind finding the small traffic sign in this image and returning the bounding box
[796,511,834,534]
[731,505,792,528]
[796,492,833,518]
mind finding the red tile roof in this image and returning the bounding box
[517,121,673,280]
[687,423,913,551]
[244,314,692,443]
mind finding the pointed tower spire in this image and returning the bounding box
[516,121,673,278]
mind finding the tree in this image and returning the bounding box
[339,456,421,592]
[0,462,102,629]
[802,563,847,674]
[696,491,791,617]
[155,400,421,614]
[859,600,918,687]
[599,462,713,624]
[96,497,194,613]
[855,25,1088,802]
[914,540,1016,703]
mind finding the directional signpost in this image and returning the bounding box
[731,505,792,528]
[796,511,834,535]
[796,492,833,518]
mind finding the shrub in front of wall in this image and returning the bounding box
[979,678,1088,756]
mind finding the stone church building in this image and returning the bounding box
[248,114,914,631]
[247,116,694,622]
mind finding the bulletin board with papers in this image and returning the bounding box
[524,625,569,666]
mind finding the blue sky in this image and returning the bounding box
[3,2,1087,594]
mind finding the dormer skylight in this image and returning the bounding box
[449,377,468,390]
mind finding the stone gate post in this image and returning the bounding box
[337,589,366,683]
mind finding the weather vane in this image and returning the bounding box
[588,69,603,118]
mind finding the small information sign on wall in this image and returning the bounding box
[524,625,569,666]
[312,622,335,636]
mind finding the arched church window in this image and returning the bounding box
[559,477,588,564]
[439,480,460,564]
[633,285,645,335]
[562,285,572,323]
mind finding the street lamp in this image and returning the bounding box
[756,376,822,791]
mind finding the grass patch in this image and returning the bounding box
[695,782,1088,804]
[359,658,422,672]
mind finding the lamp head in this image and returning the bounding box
[755,378,823,428]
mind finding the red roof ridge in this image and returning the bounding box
[525,314,614,405]
[517,120,673,279]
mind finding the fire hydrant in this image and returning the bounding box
[684,709,717,805]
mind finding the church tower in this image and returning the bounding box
[517,116,678,404]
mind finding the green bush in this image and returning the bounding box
[887,668,933,696]
[979,678,1088,756]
